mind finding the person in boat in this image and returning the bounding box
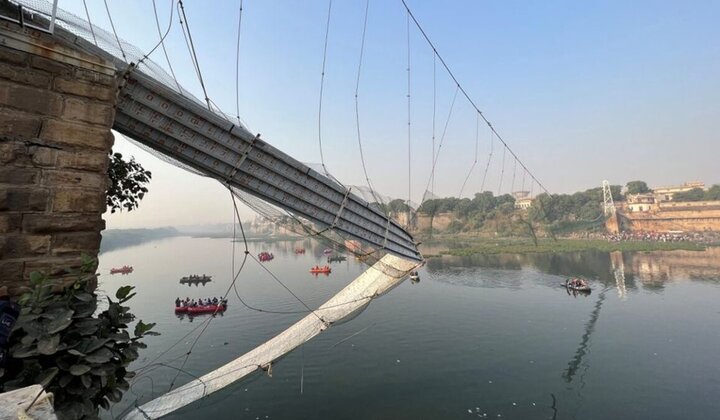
[212,297,218,305]
[175,297,181,307]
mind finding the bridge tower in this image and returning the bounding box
[602,180,616,216]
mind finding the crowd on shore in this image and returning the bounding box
[597,231,718,243]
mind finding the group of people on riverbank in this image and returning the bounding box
[596,230,720,243]
[175,297,227,308]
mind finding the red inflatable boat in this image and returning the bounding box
[175,304,227,314]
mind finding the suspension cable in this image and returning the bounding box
[431,53,436,195]
[354,0,382,205]
[480,127,494,191]
[234,0,244,124]
[497,146,506,195]
[317,0,333,175]
[406,11,412,210]
[400,0,549,195]
[103,0,127,62]
[422,84,459,199]
[510,157,517,195]
[150,0,182,93]
[81,0,97,46]
[458,112,480,198]
[177,0,211,109]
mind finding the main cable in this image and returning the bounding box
[400,0,549,195]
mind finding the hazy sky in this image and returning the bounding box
[54,0,719,228]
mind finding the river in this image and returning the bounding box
[98,237,720,419]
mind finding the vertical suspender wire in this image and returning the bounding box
[431,53,436,197]
[497,146,506,195]
[511,157,517,195]
[151,0,182,93]
[406,11,412,214]
[480,127,494,192]
[235,0,244,124]
[458,112,479,198]
[82,0,98,46]
[317,0,333,176]
[103,0,127,62]
[178,0,212,110]
[354,0,379,204]
[522,168,527,192]
[530,179,535,198]
[400,0,549,196]
[421,84,460,199]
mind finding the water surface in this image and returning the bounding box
[99,238,720,419]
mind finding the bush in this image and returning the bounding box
[0,258,157,419]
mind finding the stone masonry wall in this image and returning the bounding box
[0,21,117,297]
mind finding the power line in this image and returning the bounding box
[400,0,550,195]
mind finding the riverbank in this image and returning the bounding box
[420,236,709,257]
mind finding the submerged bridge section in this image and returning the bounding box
[2,1,421,263]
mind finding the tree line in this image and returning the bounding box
[413,180,720,235]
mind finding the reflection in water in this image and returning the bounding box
[427,247,720,292]
[563,289,607,383]
[610,251,627,300]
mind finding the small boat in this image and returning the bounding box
[327,255,347,263]
[295,248,306,254]
[323,248,333,255]
[175,303,227,314]
[563,279,591,293]
[310,265,332,274]
[110,265,133,274]
[179,274,212,285]
[258,252,274,262]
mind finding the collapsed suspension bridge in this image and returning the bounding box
[0,1,549,418]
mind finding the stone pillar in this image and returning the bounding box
[605,210,620,234]
[0,21,117,297]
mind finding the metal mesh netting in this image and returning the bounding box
[8,0,421,272]
[11,0,225,119]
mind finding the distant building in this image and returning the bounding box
[626,193,656,213]
[512,191,533,209]
[653,181,705,202]
[515,197,533,210]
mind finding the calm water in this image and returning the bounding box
[98,237,720,419]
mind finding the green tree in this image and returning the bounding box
[106,152,152,213]
[626,180,650,195]
[418,199,442,236]
[673,187,705,202]
[704,184,720,201]
[388,198,411,214]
